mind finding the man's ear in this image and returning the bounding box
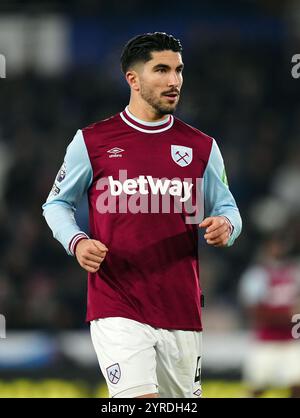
[126,69,140,92]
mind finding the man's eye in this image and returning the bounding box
[157,68,166,73]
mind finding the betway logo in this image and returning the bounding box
[95,170,204,224]
[108,175,193,203]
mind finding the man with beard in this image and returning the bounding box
[42,32,242,398]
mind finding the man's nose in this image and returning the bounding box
[168,72,180,87]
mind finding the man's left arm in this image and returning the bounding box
[200,138,242,247]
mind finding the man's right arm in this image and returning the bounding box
[42,129,92,255]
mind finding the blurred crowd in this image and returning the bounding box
[0,28,300,331]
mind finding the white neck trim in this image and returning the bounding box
[125,106,170,126]
[120,106,174,134]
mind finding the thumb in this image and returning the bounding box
[199,217,213,228]
[91,240,109,252]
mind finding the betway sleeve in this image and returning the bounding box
[42,129,93,255]
[203,138,242,247]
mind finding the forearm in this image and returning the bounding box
[43,203,88,255]
[220,208,242,247]
[203,138,242,248]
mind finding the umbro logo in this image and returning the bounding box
[107,147,124,158]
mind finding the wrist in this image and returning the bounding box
[221,216,233,236]
[69,232,89,256]
[74,237,89,256]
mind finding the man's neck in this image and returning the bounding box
[127,99,169,123]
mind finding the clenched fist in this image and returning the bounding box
[199,216,232,247]
[75,239,108,273]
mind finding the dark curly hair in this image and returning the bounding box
[120,32,182,74]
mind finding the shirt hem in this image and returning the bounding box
[86,312,203,332]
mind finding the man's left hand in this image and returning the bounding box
[199,216,232,247]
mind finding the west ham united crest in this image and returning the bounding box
[193,388,202,397]
[106,363,121,384]
[171,145,193,167]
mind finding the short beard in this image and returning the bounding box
[140,85,178,118]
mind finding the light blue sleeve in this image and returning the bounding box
[42,129,93,255]
[203,138,242,246]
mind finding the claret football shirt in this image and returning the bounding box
[42,107,242,331]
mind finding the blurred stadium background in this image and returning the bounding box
[0,0,300,398]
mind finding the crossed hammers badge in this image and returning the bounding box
[171,145,193,167]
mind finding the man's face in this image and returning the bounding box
[136,50,184,116]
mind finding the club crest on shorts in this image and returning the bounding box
[193,387,202,397]
[171,145,193,167]
[106,363,121,384]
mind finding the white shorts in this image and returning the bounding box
[243,340,300,388]
[90,317,202,398]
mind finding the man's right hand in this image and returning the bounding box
[75,239,108,273]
